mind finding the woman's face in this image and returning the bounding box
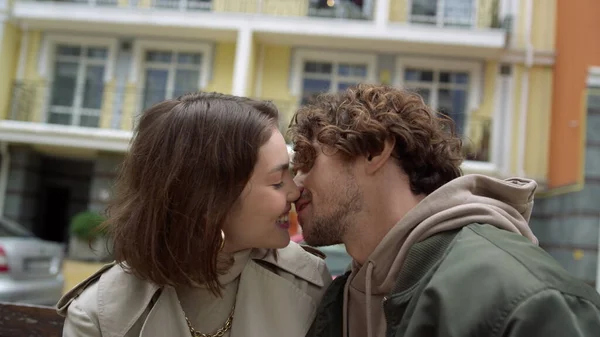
[223,128,300,252]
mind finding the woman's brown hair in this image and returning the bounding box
[104,92,278,295]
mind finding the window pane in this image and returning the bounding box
[411,0,437,24]
[87,47,108,60]
[407,87,431,105]
[145,50,173,63]
[177,53,202,65]
[304,61,332,74]
[173,69,200,98]
[440,71,469,84]
[56,45,81,57]
[51,61,78,107]
[338,64,367,77]
[404,68,434,82]
[444,0,473,27]
[79,115,100,128]
[82,65,105,109]
[143,69,168,110]
[48,111,72,125]
[301,78,331,104]
[337,82,358,92]
[438,88,467,135]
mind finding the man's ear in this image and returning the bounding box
[365,138,395,175]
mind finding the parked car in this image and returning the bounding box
[292,234,352,278]
[0,217,65,305]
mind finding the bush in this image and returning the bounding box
[69,211,106,241]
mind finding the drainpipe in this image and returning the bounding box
[516,0,533,177]
[0,143,10,217]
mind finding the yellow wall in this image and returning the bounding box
[524,66,552,180]
[212,0,308,16]
[204,42,235,94]
[515,0,556,50]
[389,0,408,23]
[99,80,116,129]
[246,38,257,97]
[510,65,552,181]
[531,0,556,51]
[0,23,21,120]
[476,0,495,29]
[256,44,297,125]
[510,66,523,174]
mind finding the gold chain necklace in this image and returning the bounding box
[184,303,235,337]
[182,278,240,337]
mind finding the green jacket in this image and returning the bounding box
[307,224,600,337]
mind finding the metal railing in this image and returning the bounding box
[409,0,508,30]
[29,0,374,20]
[7,81,300,132]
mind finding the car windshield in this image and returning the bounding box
[0,218,34,237]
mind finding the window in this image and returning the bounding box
[152,0,211,11]
[396,57,487,162]
[403,68,469,135]
[130,40,212,114]
[48,44,109,128]
[292,50,376,105]
[141,50,204,110]
[308,0,371,20]
[410,0,475,27]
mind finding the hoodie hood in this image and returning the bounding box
[345,174,538,337]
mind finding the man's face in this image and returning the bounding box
[294,145,363,247]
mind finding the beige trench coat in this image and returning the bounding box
[56,242,332,337]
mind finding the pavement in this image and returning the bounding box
[63,259,106,294]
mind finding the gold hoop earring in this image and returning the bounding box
[219,230,226,251]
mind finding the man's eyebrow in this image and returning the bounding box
[269,163,290,173]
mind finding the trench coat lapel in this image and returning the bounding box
[229,260,318,337]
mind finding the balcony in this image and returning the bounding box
[1,81,299,151]
[12,0,507,55]
[28,0,373,19]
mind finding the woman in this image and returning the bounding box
[56,92,332,337]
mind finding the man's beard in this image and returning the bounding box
[303,179,362,247]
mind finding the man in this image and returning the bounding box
[289,84,600,337]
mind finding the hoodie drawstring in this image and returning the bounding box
[365,261,374,337]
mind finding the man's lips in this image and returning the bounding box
[295,200,310,213]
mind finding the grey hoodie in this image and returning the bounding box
[344,174,539,337]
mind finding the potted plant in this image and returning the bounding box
[68,211,111,261]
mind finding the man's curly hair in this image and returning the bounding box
[288,84,464,195]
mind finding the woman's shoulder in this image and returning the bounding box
[251,241,332,289]
[56,262,160,336]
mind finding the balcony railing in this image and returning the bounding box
[29,0,374,20]
[7,81,300,133]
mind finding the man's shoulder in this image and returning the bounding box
[429,224,600,319]
[457,224,599,299]
[441,224,598,296]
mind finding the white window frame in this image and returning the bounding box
[39,34,119,127]
[291,50,377,98]
[129,39,213,112]
[395,56,495,172]
[407,0,478,28]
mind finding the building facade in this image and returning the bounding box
[0,0,563,265]
[528,0,600,292]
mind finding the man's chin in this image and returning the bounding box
[303,232,340,247]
